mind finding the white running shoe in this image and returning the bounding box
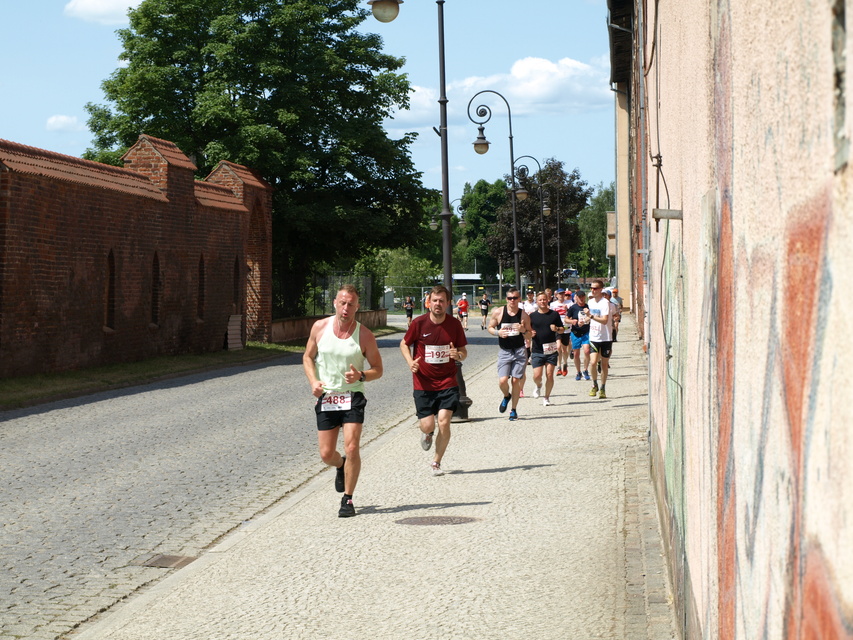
[533,386,541,399]
[431,461,444,476]
[542,398,552,406]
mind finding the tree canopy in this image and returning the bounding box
[84,0,429,316]
[566,181,614,278]
[483,159,593,289]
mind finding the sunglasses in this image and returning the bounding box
[590,286,601,290]
[506,296,520,300]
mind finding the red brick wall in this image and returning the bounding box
[0,136,272,378]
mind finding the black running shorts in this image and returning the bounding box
[413,387,459,419]
[590,341,613,359]
[314,391,367,430]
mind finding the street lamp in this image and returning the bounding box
[369,0,453,292]
[367,0,402,22]
[515,155,548,291]
[370,0,473,421]
[430,198,465,231]
[542,186,560,284]
[467,90,522,290]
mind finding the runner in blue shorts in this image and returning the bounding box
[567,290,592,381]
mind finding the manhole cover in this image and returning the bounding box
[133,554,196,569]
[394,516,480,526]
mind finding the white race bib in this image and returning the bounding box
[424,344,451,364]
[500,323,519,337]
[320,391,352,411]
[543,341,558,354]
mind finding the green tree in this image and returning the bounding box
[486,159,593,289]
[381,248,440,290]
[84,0,428,316]
[456,179,505,279]
[566,181,614,278]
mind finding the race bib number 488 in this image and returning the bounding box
[424,344,451,364]
[320,391,352,411]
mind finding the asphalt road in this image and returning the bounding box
[0,316,497,640]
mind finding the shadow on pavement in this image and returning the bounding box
[358,500,492,515]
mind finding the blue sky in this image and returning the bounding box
[0,0,615,201]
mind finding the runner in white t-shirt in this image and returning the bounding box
[586,280,613,399]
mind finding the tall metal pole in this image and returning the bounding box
[555,190,560,284]
[436,0,453,292]
[467,90,521,290]
[515,155,545,290]
[539,190,547,290]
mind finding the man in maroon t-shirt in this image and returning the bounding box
[400,285,468,476]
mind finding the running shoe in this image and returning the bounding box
[575,372,582,381]
[509,409,518,421]
[598,389,607,399]
[542,398,552,406]
[583,370,591,381]
[335,457,346,493]
[499,395,511,413]
[533,386,541,399]
[589,385,599,397]
[519,389,525,398]
[562,366,569,376]
[338,496,356,518]
[556,368,563,377]
[421,430,434,451]
[431,461,444,476]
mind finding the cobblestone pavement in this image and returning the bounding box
[2,314,676,639]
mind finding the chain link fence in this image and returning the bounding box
[274,271,375,319]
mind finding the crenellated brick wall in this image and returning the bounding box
[0,134,272,378]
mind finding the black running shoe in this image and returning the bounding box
[499,395,511,413]
[335,457,346,493]
[338,495,356,518]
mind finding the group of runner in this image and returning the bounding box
[484,281,619,419]
[303,284,466,517]
[303,281,620,517]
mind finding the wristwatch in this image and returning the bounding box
[359,370,366,382]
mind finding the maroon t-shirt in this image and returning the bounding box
[403,313,468,391]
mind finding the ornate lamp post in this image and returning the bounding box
[369,0,453,291]
[466,89,522,290]
[369,0,472,421]
[542,186,560,285]
[514,155,549,291]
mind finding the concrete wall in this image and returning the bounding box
[614,0,853,637]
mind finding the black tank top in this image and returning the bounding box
[498,306,525,350]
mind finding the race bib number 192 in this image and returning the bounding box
[424,344,451,364]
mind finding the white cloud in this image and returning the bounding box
[46,115,86,132]
[386,54,611,135]
[452,56,612,118]
[63,0,141,25]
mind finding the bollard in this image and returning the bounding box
[452,361,473,422]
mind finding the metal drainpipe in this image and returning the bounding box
[637,0,652,447]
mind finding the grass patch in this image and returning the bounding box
[0,325,401,411]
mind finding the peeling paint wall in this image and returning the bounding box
[620,0,853,637]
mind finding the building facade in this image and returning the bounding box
[609,0,853,638]
[0,135,272,378]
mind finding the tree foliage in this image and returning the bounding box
[84,0,429,316]
[484,159,593,289]
[566,181,614,277]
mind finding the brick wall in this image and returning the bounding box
[0,135,272,378]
